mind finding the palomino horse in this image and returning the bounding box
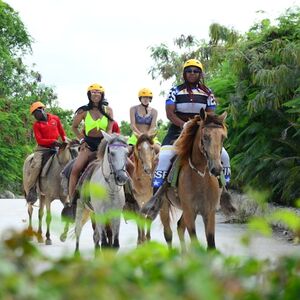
[147,109,227,250]
[23,140,79,245]
[74,132,129,253]
[131,133,156,244]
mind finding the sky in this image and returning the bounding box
[5,0,300,122]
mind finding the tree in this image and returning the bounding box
[120,120,132,137]
[148,7,300,205]
[0,1,73,194]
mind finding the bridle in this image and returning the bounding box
[102,141,128,186]
[188,123,223,178]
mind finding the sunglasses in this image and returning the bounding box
[90,90,102,94]
[185,68,201,74]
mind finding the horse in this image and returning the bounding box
[23,140,79,245]
[144,108,227,250]
[131,133,156,244]
[74,132,129,253]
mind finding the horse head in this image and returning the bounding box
[134,133,156,175]
[57,139,80,164]
[198,108,227,177]
[102,131,129,186]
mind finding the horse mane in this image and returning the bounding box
[175,113,226,165]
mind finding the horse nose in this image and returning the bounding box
[116,170,129,185]
[210,166,222,176]
[143,166,152,175]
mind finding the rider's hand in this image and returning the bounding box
[51,141,62,148]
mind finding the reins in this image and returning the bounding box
[102,141,128,188]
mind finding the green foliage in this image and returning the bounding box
[1,224,300,300]
[149,6,300,205]
[0,2,74,194]
[119,120,132,136]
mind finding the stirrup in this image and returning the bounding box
[141,182,168,220]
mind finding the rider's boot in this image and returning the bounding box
[141,181,168,221]
[61,193,78,222]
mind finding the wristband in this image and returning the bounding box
[79,138,85,144]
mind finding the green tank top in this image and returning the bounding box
[85,111,108,135]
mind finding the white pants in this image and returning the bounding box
[152,145,231,188]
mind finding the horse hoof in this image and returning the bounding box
[60,234,67,242]
[37,236,44,243]
[45,239,52,245]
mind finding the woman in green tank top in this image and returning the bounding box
[68,83,114,205]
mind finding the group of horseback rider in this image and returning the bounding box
[26,58,232,217]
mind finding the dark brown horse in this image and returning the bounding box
[158,109,227,250]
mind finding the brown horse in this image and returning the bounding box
[158,109,227,250]
[131,133,157,244]
[23,140,79,245]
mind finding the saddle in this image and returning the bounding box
[40,150,56,177]
[167,156,181,188]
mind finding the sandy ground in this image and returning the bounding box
[0,198,299,260]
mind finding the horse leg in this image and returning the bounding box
[146,220,152,241]
[177,214,187,253]
[203,211,216,249]
[137,224,142,245]
[60,196,70,242]
[91,213,100,249]
[45,200,52,245]
[74,201,86,255]
[37,196,45,243]
[111,218,121,249]
[159,198,172,248]
[27,203,33,232]
[60,221,69,242]
[183,209,198,247]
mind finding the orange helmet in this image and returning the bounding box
[30,101,45,114]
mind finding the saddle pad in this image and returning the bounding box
[41,154,55,177]
[167,156,181,188]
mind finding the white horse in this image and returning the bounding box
[74,132,129,253]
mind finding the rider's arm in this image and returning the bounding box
[206,92,217,113]
[129,106,142,135]
[72,110,86,140]
[165,86,185,129]
[33,123,57,147]
[55,116,66,141]
[106,106,114,134]
[166,104,185,129]
[148,108,158,135]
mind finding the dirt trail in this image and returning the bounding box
[0,198,299,260]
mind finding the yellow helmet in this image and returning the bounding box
[87,83,105,93]
[183,59,203,71]
[30,101,45,114]
[138,88,153,98]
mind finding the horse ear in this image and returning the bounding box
[219,111,227,123]
[199,108,206,121]
[101,130,112,142]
